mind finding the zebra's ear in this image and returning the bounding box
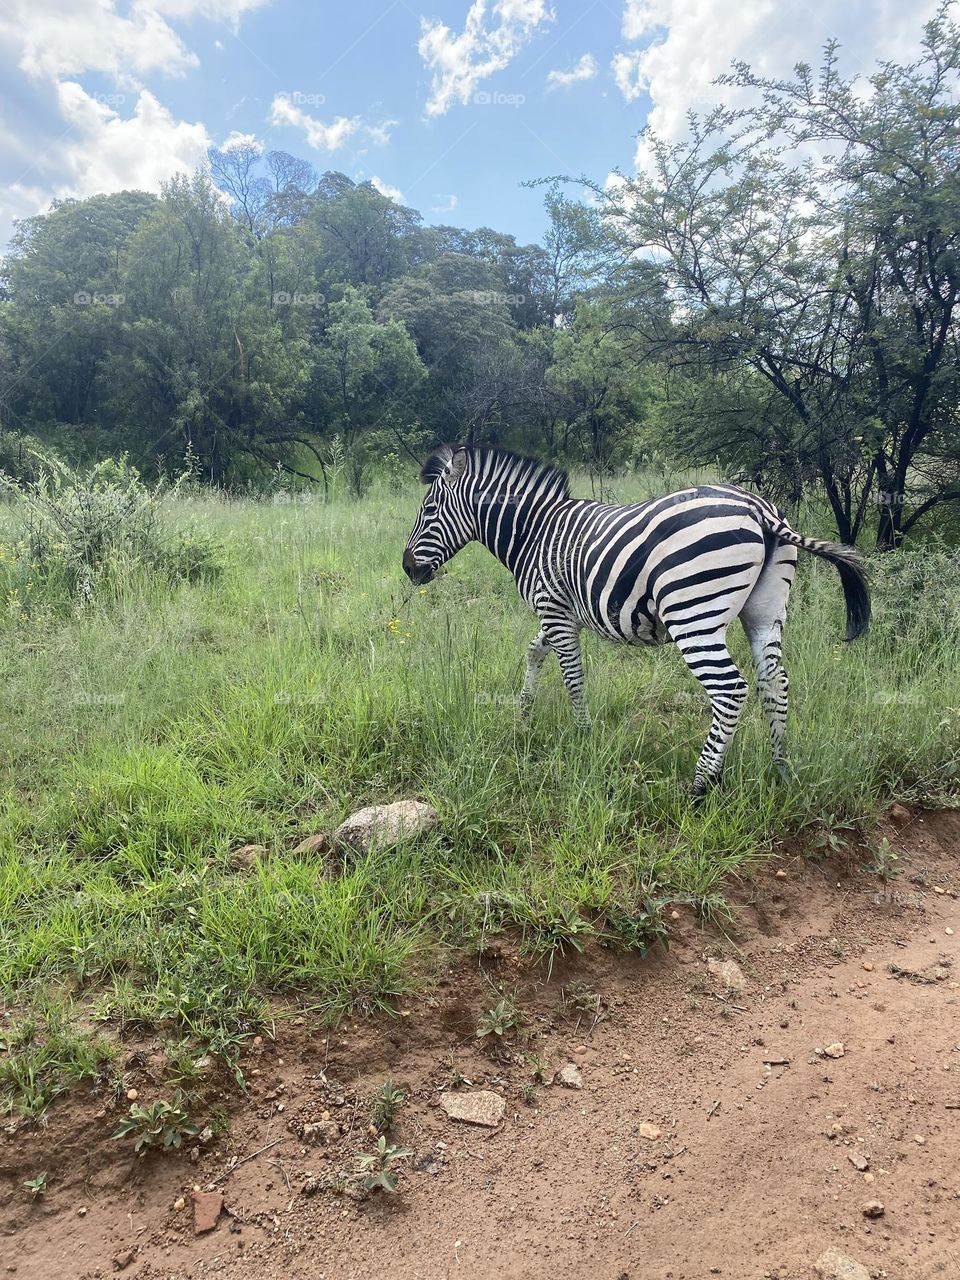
[445,447,468,484]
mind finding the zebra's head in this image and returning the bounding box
[403,445,474,584]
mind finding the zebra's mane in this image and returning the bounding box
[420,444,571,499]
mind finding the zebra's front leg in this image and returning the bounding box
[545,621,590,729]
[518,629,550,718]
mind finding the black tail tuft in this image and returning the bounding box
[833,553,872,641]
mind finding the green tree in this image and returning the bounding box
[605,6,960,545]
[311,287,426,491]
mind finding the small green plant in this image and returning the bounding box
[356,1136,414,1194]
[519,1082,538,1106]
[23,1173,48,1199]
[476,995,525,1053]
[603,898,669,956]
[526,1054,552,1085]
[862,836,900,884]
[111,1091,201,1155]
[370,1078,406,1133]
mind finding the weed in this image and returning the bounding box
[862,836,900,884]
[356,1136,414,1194]
[370,1079,406,1134]
[476,995,525,1050]
[23,1174,48,1199]
[111,1091,201,1155]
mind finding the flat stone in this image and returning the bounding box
[293,833,329,856]
[637,1122,662,1140]
[814,1247,871,1280]
[848,1151,869,1172]
[230,843,266,870]
[440,1090,505,1128]
[707,957,746,992]
[554,1063,583,1089]
[191,1189,223,1235]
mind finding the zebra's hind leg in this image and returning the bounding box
[519,629,550,717]
[673,628,749,798]
[740,544,797,780]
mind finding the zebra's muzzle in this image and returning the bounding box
[402,549,435,584]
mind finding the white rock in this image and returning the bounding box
[814,1247,871,1280]
[334,800,438,853]
[554,1064,583,1090]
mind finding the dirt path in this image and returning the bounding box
[4,809,960,1280]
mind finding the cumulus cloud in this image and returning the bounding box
[0,0,271,245]
[55,81,211,198]
[546,52,597,90]
[611,50,645,102]
[431,193,458,214]
[268,96,396,152]
[418,0,554,116]
[370,175,405,203]
[612,0,943,142]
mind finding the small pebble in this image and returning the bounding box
[126,1089,138,1101]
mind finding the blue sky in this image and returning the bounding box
[0,0,939,253]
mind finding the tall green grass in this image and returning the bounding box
[1,472,958,1113]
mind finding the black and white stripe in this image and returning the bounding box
[403,446,870,796]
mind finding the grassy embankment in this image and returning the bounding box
[1,467,958,1115]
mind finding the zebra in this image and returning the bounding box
[402,445,870,797]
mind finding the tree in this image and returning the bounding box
[545,297,653,473]
[605,6,960,545]
[310,287,426,491]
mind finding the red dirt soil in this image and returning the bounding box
[3,807,960,1280]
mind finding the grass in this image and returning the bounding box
[1,467,959,1116]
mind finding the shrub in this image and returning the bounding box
[0,451,224,615]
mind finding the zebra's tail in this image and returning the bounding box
[757,510,871,642]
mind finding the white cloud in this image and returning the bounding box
[370,175,405,203]
[418,0,554,117]
[218,130,263,152]
[431,193,458,214]
[546,52,597,90]
[269,96,396,152]
[269,97,361,150]
[0,0,196,83]
[611,50,645,103]
[613,0,943,142]
[54,81,211,198]
[364,118,399,147]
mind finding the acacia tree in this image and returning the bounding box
[605,5,960,546]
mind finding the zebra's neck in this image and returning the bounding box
[464,450,570,579]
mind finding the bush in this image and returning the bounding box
[0,452,225,617]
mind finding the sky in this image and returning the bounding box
[0,0,943,254]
